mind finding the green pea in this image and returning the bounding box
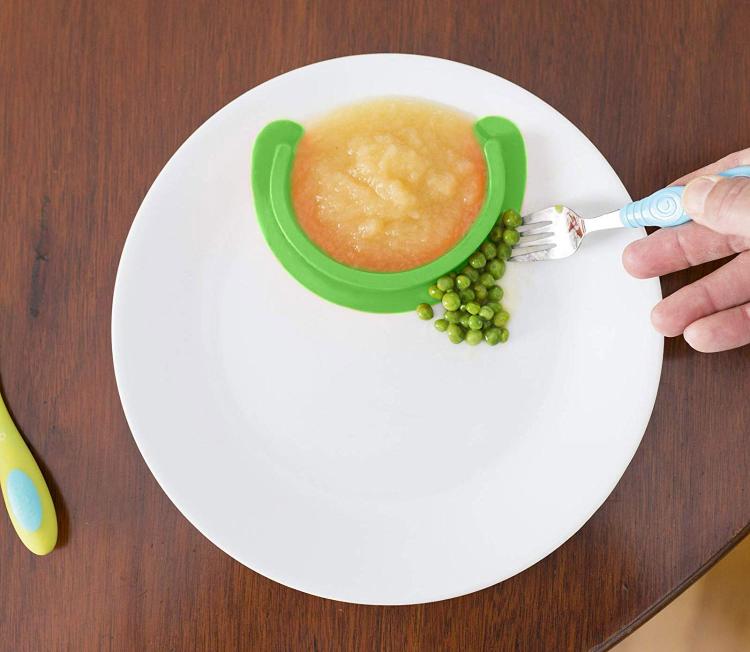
[499,327,510,343]
[488,259,506,280]
[416,303,433,320]
[503,229,520,246]
[444,310,461,324]
[447,324,465,343]
[497,242,512,260]
[480,241,497,260]
[484,327,501,346]
[469,252,487,269]
[487,302,502,314]
[468,315,483,331]
[489,225,504,243]
[479,306,494,320]
[493,310,510,327]
[459,314,472,328]
[433,318,448,332]
[455,274,471,290]
[442,292,460,311]
[488,285,504,301]
[502,208,523,228]
[472,285,488,303]
[479,272,495,288]
[436,276,454,292]
[459,289,475,303]
[466,302,481,315]
[465,329,483,345]
[428,285,444,300]
[462,266,480,282]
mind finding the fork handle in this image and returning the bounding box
[619,165,750,228]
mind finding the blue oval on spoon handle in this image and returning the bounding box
[0,390,57,555]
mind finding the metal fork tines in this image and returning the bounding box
[510,205,621,262]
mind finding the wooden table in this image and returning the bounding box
[1,1,748,650]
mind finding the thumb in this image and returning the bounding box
[682,175,750,237]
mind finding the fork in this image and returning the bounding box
[510,166,750,261]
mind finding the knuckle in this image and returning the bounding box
[730,148,750,167]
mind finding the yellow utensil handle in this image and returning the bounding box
[0,396,57,555]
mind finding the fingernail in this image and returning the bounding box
[683,175,720,218]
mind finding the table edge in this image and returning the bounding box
[595,521,750,651]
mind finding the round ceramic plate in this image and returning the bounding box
[112,54,663,605]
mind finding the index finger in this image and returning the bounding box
[622,220,750,279]
[670,148,750,186]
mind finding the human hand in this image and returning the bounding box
[622,149,750,352]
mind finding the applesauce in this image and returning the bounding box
[291,98,486,272]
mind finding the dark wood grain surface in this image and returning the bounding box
[1,1,748,650]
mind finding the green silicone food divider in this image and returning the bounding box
[252,115,526,313]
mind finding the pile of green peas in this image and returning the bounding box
[415,208,522,346]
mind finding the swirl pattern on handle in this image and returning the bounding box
[620,187,688,228]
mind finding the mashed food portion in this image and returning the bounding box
[291,98,486,272]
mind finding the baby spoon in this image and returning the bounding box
[0,387,57,554]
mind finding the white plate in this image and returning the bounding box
[112,54,662,605]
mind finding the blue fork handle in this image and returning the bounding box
[619,165,750,228]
